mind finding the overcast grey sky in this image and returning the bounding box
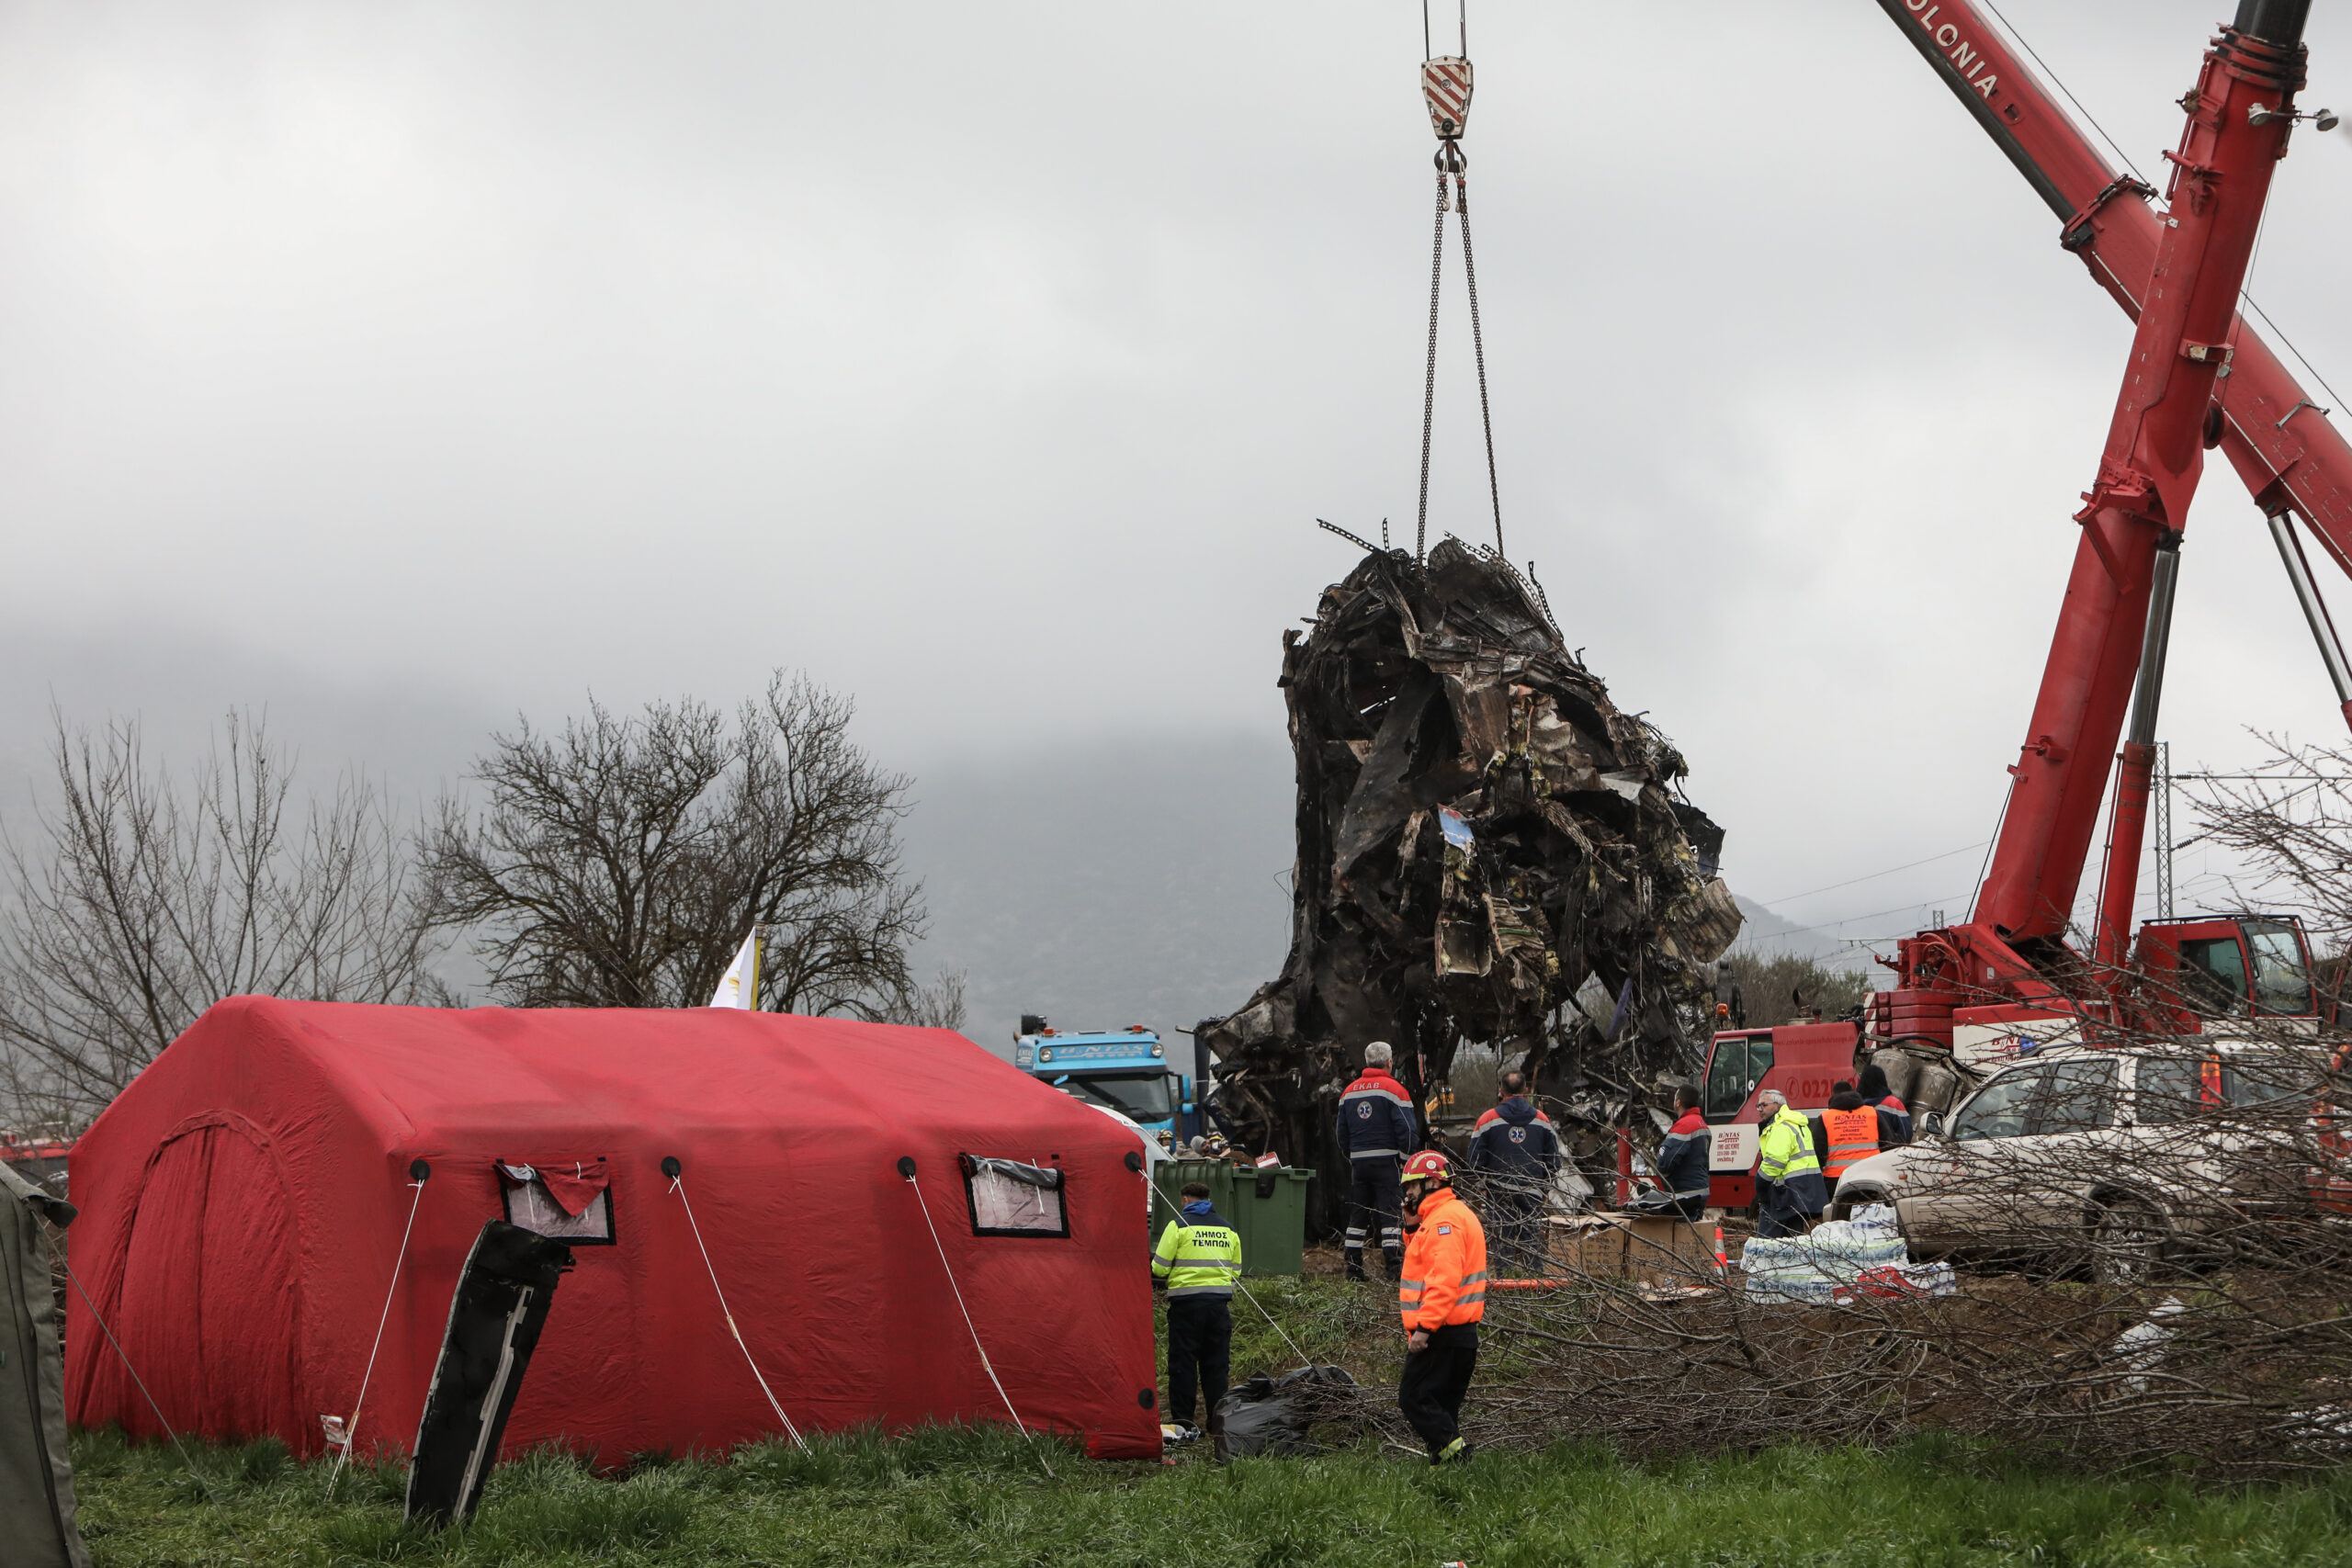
[4,1,2349,979]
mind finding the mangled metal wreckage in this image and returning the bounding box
[1200,539,1741,1210]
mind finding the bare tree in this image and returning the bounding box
[0,711,442,1122]
[418,671,925,1015]
[878,968,969,1032]
[1721,952,1873,1026]
[2182,733,2352,952]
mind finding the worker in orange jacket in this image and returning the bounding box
[1396,1149,1486,1465]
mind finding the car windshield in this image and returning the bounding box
[1057,1069,1175,1122]
[1949,1062,2052,1141]
[2245,920,2316,1015]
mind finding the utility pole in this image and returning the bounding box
[2154,740,2174,920]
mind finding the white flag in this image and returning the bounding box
[709,929,761,1010]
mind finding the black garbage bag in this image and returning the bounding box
[1214,1363,1361,1459]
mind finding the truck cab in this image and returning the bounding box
[1696,1021,1860,1208]
[1011,1016,1198,1145]
[2133,914,2323,1031]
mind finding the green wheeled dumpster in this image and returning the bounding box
[1151,1158,1311,1278]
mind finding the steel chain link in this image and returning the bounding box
[1417,143,1504,565]
[1416,164,1449,566]
[1455,169,1504,560]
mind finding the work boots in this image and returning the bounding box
[1383,1249,1403,1282]
[1345,1251,1368,1283]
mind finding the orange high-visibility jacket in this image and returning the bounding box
[1398,1187,1488,1332]
[1820,1104,1882,1179]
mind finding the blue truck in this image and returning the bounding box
[1012,1014,1206,1145]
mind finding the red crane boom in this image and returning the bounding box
[1876,0,2352,563]
[1870,0,2334,1040]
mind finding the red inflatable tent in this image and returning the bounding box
[65,997,1160,1463]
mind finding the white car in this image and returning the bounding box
[1829,1042,2306,1283]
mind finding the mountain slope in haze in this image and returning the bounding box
[1730,894,1928,976]
[900,733,1297,1058]
[4,629,1909,1058]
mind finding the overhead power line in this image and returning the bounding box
[1746,840,1991,909]
[1736,890,1976,952]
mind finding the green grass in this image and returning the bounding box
[1180,1270,1397,1387]
[62,1276,2352,1566]
[69,1423,2352,1567]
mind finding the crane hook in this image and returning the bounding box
[1422,55,1474,143]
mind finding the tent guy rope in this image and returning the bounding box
[900,1163,1056,1478]
[327,1165,431,1497]
[64,1259,213,1498]
[668,1170,810,1453]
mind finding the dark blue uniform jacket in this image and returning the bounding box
[1336,1068,1418,1161]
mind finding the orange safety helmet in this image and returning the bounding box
[1400,1149,1453,1188]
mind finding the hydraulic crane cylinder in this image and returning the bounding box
[2094,536,2181,969]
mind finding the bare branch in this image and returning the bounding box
[417,671,925,1015]
[0,709,443,1122]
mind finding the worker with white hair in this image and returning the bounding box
[1335,1041,1419,1280]
[1753,1088,1826,1238]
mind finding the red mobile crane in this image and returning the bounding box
[1693,3,2343,1190]
[1864,0,2348,1059]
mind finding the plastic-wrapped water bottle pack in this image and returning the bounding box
[1736,1204,1955,1304]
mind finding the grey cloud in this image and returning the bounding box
[1,0,2346,961]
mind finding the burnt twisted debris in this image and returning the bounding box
[1199,540,1742,1211]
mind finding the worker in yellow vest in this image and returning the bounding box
[1754,1089,1826,1238]
[1818,1080,1886,1187]
[1152,1181,1243,1440]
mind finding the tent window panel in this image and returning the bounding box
[961,1155,1069,1238]
[496,1161,616,1246]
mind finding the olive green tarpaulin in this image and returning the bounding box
[1,1158,88,1568]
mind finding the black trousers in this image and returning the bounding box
[1345,1158,1405,1273]
[1398,1322,1478,1456]
[1485,1188,1544,1274]
[1165,1296,1233,1427]
[1756,1180,1817,1238]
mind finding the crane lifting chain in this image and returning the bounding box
[1414,9,1505,567]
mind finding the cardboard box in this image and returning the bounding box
[1546,1212,1719,1286]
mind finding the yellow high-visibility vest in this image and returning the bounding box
[1152,1217,1242,1299]
[1757,1106,1821,1184]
